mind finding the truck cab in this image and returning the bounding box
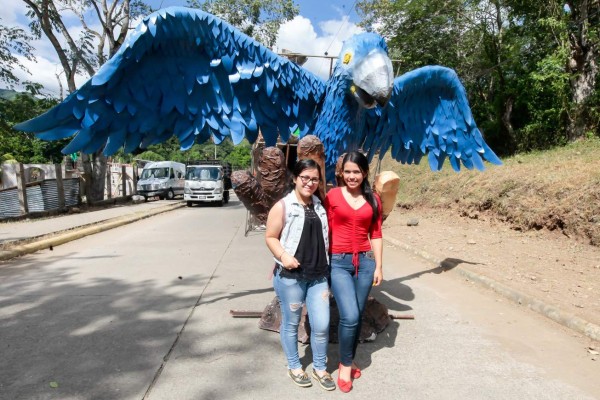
[184,161,232,207]
[136,161,185,201]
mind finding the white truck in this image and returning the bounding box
[184,161,232,207]
[136,161,185,201]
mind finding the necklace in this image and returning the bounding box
[344,188,363,203]
[298,199,313,207]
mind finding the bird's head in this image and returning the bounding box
[336,32,393,109]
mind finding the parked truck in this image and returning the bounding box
[184,161,232,207]
[136,161,185,201]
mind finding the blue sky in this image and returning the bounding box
[1,1,363,97]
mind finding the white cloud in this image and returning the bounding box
[276,15,363,80]
[13,55,88,98]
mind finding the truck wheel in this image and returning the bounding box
[166,189,175,200]
[216,199,224,207]
[187,201,193,207]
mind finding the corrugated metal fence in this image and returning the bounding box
[0,178,80,219]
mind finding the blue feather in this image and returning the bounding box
[103,127,127,155]
[36,121,80,140]
[61,128,93,154]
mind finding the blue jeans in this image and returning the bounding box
[330,253,376,366]
[273,272,330,371]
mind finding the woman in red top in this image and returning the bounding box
[324,151,383,393]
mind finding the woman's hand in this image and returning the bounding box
[281,252,300,270]
[373,266,383,286]
[371,238,384,286]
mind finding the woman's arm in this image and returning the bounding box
[265,201,300,270]
[371,237,383,285]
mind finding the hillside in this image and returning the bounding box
[378,139,600,332]
[0,88,20,101]
[379,138,600,247]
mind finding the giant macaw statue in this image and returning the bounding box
[15,6,501,183]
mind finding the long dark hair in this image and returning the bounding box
[342,151,379,223]
[287,159,323,201]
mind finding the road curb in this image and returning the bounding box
[384,236,600,342]
[0,202,185,262]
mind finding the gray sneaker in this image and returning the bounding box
[288,369,312,387]
[312,369,336,391]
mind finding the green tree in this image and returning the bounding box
[356,0,599,155]
[0,18,36,87]
[142,136,251,169]
[506,0,599,140]
[224,140,252,169]
[187,0,299,47]
[135,150,163,161]
[0,93,64,163]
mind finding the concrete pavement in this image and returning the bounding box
[1,199,597,399]
[0,197,598,344]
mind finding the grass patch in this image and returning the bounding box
[376,137,600,246]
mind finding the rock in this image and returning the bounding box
[467,239,476,245]
[258,296,310,344]
[407,218,419,226]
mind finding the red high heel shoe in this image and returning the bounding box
[337,364,353,393]
[351,366,362,379]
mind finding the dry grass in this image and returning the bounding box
[376,137,600,246]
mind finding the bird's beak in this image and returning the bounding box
[352,49,393,109]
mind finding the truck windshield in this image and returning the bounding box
[140,167,169,179]
[186,167,221,181]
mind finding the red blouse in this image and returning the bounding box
[324,187,383,262]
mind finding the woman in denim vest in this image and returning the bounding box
[265,159,335,391]
[324,151,383,393]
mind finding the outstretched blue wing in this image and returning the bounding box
[15,7,326,154]
[362,65,502,171]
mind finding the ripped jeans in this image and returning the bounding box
[273,272,330,371]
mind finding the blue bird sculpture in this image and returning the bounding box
[15,7,501,181]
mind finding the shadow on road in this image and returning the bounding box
[0,250,273,400]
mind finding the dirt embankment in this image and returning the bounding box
[380,138,600,247]
[376,138,600,333]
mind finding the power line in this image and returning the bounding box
[315,0,360,77]
[323,0,360,55]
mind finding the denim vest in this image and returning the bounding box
[274,191,329,267]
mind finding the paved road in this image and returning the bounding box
[0,198,598,399]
